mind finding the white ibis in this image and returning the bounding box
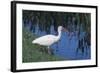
[32,26,67,54]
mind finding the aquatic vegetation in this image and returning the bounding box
[22,10,91,62]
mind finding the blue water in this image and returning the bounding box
[25,23,91,60]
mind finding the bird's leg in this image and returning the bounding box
[43,46,47,54]
[47,46,51,54]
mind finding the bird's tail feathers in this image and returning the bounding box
[32,40,37,44]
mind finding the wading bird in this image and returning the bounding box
[32,26,67,54]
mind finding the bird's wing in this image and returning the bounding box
[33,35,57,45]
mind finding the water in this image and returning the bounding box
[26,23,91,60]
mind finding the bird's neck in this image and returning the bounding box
[57,30,61,41]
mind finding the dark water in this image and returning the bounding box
[25,22,91,60]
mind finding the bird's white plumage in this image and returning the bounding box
[32,26,64,49]
[32,35,58,46]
